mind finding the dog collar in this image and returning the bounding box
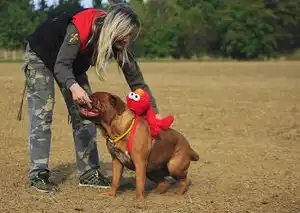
[106,116,137,143]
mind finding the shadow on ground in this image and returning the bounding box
[50,162,157,191]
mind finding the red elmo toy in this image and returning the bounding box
[126,88,174,137]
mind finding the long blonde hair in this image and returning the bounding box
[92,7,140,81]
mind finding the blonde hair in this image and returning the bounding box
[93,9,140,81]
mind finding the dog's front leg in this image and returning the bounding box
[132,155,147,200]
[104,157,123,197]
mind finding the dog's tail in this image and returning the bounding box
[190,148,199,161]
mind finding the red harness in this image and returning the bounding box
[126,115,139,154]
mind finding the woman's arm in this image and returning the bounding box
[54,23,80,89]
[116,49,159,114]
[53,23,91,107]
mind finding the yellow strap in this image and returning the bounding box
[107,117,136,143]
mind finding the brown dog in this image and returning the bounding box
[79,91,199,200]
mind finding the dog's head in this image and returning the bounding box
[79,92,126,125]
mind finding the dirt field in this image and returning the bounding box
[0,61,299,213]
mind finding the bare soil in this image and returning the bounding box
[0,61,299,213]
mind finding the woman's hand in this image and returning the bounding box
[69,83,92,109]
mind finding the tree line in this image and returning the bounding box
[0,0,299,60]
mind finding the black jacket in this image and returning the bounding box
[26,8,93,75]
[25,8,159,113]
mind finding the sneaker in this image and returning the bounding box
[79,168,111,189]
[30,170,58,193]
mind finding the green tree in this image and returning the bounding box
[0,0,38,50]
[47,0,83,18]
[264,0,300,52]
[170,0,219,58]
[216,1,278,59]
[138,0,180,58]
[93,0,103,8]
[38,0,48,11]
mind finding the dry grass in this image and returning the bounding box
[0,61,300,213]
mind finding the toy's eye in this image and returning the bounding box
[128,92,135,99]
[133,94,140,101]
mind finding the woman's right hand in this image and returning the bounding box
[69,83,92,109]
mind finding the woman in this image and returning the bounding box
[22,3,160,193]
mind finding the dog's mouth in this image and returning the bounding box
[79,106,100,118]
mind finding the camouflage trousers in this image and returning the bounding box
[23,44,100,179]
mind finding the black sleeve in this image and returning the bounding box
[115,49,159,114]
[53,23,81,89]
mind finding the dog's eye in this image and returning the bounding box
[128,92,135,99]
[133,94,140,101]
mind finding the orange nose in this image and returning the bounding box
[134,89,145,96]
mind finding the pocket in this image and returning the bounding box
[25,66,53,91]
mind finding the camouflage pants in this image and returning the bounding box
[23,44,100,179]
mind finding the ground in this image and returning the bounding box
[0,61,299,213]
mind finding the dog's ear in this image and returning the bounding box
[109,94,126,115]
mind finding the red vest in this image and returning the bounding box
[72,8,107,52]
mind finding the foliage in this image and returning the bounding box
[215,1,278,59]
[0,0,299,60]
[0,0,38,50]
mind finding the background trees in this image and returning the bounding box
[0,0,299,60]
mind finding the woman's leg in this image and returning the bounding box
[59,73,110,188]
[24,44,57,192]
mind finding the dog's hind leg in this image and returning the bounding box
[147,167,170,194]
[167,157,191,195]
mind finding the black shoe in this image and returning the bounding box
[79,168,111,189]
[30,170,58,193]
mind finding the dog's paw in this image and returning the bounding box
[102,189,116,197]
[153,182,169,194]
[175,180,191,195]
[136,194,145,201]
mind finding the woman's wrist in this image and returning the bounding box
[67,80,78,91]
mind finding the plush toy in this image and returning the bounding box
[126,88,174,137]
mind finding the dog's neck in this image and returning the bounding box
[100,109,136,140]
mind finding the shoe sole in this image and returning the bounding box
[78,183,111,189]
[32,187,55,193]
